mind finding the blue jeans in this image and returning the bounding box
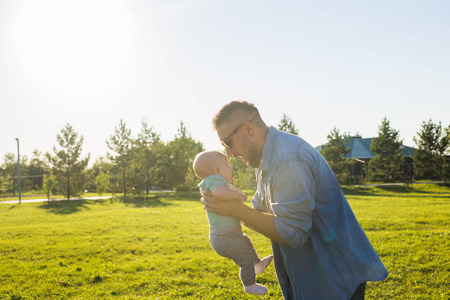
[350,282,366,300]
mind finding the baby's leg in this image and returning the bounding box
[230,235,268,295]
[214,232,256,286]
[210,231,255,283]
[242,233,261,264]
[210,229,268,295]
[242,233,273,274]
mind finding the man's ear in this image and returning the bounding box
[243,121,255,135]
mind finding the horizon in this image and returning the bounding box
[0,117,439,164]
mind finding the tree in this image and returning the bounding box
[17,155,33,192]
[131,119,164,197]
[446,126,450,153]
[413,119,450,180]
[185,167,199,198]
[0,175,13,200]
[107,119,133,196]
[47,124,90,200]
[28,149,47,190]
[278,113,299,135]
[165,121,203,191]
[228,155,257,191]
[85,157,114,193]
[2,153,18,196]
[95,170,110,197]
[320,127,354,184]
[42,173,58,203]
[445,126,450,182]
[368,118,404,182]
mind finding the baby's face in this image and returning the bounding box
[219,158,233,184]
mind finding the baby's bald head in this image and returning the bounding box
[193,151,228,179]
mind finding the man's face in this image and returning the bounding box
[217,121,262,168]
[247,144,262,168]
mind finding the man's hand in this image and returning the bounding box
[201,190,241,216]
[200,190,288,246]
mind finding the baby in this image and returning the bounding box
[193,150,273,295]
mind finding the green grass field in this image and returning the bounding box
[1,192,118,201]
[1,184,449,299]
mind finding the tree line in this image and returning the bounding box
[1,116,449,200]
[276,114,448,185]
[319,118,450,185]
[1,119,202,200]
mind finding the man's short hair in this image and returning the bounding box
[212,100,263,130]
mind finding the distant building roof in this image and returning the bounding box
[399,144,415,157]
[346,137,375,159]
[316,136,415,160]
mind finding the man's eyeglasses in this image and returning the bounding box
[221,121,250,149]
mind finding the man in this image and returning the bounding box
[202,101,388,300]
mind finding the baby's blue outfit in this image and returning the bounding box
[199,175,261,286]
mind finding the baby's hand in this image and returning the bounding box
[230,184,247,202]
[230,185,247,201]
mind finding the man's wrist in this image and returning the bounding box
[231,201,248,218]
[240,193,247,202]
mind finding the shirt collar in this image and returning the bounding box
[260,126,278,174]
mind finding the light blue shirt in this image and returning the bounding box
[199,175,241,228]
[252,126,388,300]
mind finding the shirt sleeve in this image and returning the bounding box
[251,189,266,212]
[203,175,228,191]
[271,159,316,249]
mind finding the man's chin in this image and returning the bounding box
[243,157,261,168]
[241,157,252,167]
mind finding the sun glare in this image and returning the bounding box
[9,0,137,104]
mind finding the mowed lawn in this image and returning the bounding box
[0,185,449,299]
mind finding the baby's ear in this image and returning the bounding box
[213,167,220,175]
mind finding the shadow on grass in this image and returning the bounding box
[341,187,379,197]
[341,185,445,197]
[7,205,17,211]
[35,191,233,214]
[376,185,433,195]
[37,194,185,214]
[38,199,92,215]
[114,194,176,208]
[171,191,202,201]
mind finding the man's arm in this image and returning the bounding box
[234,202,289,245]
[202,194,288,245]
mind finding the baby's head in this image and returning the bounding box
[193,151,233,183]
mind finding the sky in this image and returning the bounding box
[1,0,449,164]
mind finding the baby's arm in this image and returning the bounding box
[210,185,247,202]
